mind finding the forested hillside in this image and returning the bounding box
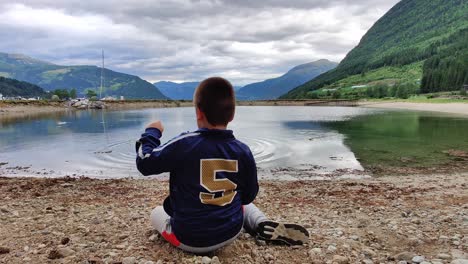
[0,77,46,97]
[282,0,468,99]
[0,53,167,99]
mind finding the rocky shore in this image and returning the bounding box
[0,173,467,264]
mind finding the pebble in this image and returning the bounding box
[48,249,64,259]
[412,256,425,263]
[0,246,10,254]
[350,235,359,241]
[327,245,337,253]
[57,247,75,257]
[148,234,157,242]
[61,237,70,245]
[362,260,374,264]
[451,260,468,264]
[211,256,221,264]
[394,252,415,262]
[362,248,376,258]
[309,247,322,256]
[122,256,136,264]
[437,253,452,260]
[420,262,431,264]
[332,255,349,264]
[201,256,212,264]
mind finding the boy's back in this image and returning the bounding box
[137,127,258,247]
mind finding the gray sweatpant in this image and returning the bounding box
[150,203,268,254]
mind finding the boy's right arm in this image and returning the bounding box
[135,126,178,176]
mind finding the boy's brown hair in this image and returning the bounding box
[194,77,236,126]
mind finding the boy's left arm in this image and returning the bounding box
[239,150,259,205]
[135,127,178,176]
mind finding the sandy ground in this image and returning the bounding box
[0,174,467,264]
[360,102,468,116]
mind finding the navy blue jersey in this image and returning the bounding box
[136,127,258,247]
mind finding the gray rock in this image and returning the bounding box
[397,262,407,264]
[451,260,468,264]
[394,252,414,262]
[437,253,452,260]
[412,256,425,263]
[362,260,374,264]
[420,262,431,264]
[201,256,212,264]
[327,245,337,253]
[211,256,221,264]
[57,247,75,257]
[122,257,136,264]
[332,255,349,264]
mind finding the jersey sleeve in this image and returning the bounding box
[239,149,259,205]
[135,127,180,176]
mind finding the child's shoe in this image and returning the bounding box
[256,221,309,245]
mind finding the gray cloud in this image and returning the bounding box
[0,0,400,85]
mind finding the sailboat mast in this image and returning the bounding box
[99,50,104,99]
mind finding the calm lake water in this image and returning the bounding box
[0,106,467,178]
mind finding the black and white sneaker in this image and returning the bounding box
[256,221,309,245]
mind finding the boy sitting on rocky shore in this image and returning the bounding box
[135,77,309,253]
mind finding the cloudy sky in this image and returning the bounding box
[0,0,400,85]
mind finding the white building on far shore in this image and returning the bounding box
[0,93,3,100]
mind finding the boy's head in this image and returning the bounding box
[194,77,236,128]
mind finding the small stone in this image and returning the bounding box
[332,255,349,264]
[362,248,376,258]
[61,237,70,245]
[327,245,337,253]
[394,252,415,262]
[412,256,425,263]
[148,234,157,242]
[201,256,212,264]
[362,260,373,264]
[420,261,431,264]
[350,235,359,241]
[0,247,10,254]
[451,260,468,264]
[48,249,64,259]
[437,253,451,260]
[309,247,322,257]
[397,261,407,264]
[57,248,75,257]
[122,256,137,264]
[211,256,220,264]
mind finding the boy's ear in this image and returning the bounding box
[196,107,204,120]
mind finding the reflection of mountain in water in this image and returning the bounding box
[324,111,468,169]
[0,110,144,150]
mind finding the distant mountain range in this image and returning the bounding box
[154,81,242,100]
[156,60,337,100]
[0,52,167,99]
[154,81,200,100]
[282,0,468,99]
[236,60,337,100]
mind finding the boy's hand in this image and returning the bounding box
[147,120,164,133]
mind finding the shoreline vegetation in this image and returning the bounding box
[1,98,467,120]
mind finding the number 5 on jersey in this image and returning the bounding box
[199,159,238,206]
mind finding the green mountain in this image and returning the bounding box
[236,60,337,100]
[282,0,468,99]
[0,53,167,99]
[0,76,46,98]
